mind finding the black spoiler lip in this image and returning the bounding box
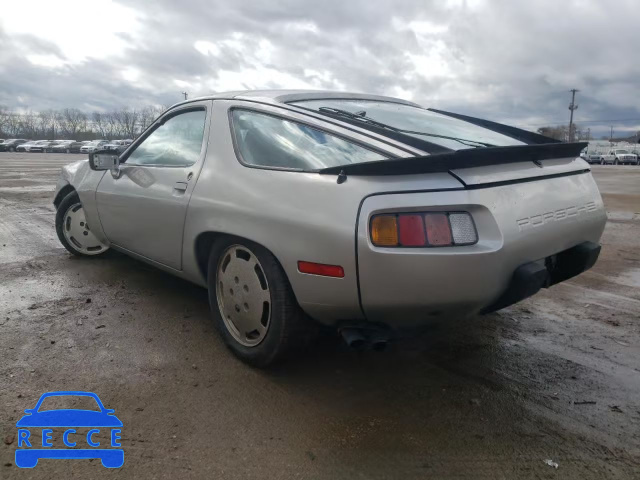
[318,142,588,176]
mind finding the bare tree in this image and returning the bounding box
[38,110,58,139]
[111,109,139,138]
[58,108,87,138]
[138,105,164,134]
[92,112,110,139]
[0,105,10,136]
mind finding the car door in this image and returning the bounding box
[95,102,211,270]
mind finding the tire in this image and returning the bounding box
[9,147,15,152]
[600,158,604,165]
[614,159,619,165]
[55,190,109,257]
[66,149,70,153]
[207,236,315,367]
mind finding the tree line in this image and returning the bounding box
[537,124,592,142]
[0,105,166,141]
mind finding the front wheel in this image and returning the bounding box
[207,237,315,367]
[55,191,109,256]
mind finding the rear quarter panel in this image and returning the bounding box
[181,99,461,323]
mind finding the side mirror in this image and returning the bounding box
[89,149,121,178]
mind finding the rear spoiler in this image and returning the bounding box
[428,108,561,145]
[318,142,588,176]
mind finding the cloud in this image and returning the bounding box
[0,0,639,137]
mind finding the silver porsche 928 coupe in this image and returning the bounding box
[53,90,607,366]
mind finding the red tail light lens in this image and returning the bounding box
[370,212,477,247]
[397,214,426,246]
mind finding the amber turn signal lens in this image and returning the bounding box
[370,215,399,246]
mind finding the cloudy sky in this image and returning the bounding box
[1,0,639,137]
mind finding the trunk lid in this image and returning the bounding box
[450,157,589,187]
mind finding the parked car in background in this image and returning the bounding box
[594,152,616,165]
[609,149,638,165]
[29,140,56,153]
[46,140,70,153]
[52,90,607,366]
[103,139,133,153]
[49,140,84,153]
[17,140,47,152]
[0,139,29,152]
[586,152,605,164]
[80,140,109,154]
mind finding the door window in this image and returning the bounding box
[126,109,207,167]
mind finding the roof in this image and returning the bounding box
[168,89,421,110]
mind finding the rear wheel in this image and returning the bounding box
[207,237,314,367]
[55,191,109,256]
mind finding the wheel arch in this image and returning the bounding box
[194,231,293,288]
[54,184,76,210]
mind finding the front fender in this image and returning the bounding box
[53,159,110,244]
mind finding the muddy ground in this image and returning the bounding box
[0,153,638,479]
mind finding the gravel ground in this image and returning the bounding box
[0,153,639,479]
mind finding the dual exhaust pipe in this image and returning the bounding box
[340,327,390,351]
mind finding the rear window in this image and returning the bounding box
[230,109,386,170]
[291,99,526,151]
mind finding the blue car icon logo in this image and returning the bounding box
[15,391,123,468]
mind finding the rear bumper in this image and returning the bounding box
[481,241,600,313]
[355,172,607,327]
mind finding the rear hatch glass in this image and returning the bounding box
[291,99,525,151]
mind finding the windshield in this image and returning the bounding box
[89,140,103,145]
[291,100,525,151]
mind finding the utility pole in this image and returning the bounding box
[610,126,614,142]
[586,127,590,141]
[568,89,579,142]
[181,91,188,100]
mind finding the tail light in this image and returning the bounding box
[370,212,477,247]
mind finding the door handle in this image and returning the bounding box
[173,182,188,192]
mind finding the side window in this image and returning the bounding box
[231,109,385,170]
[126,109,206,167]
